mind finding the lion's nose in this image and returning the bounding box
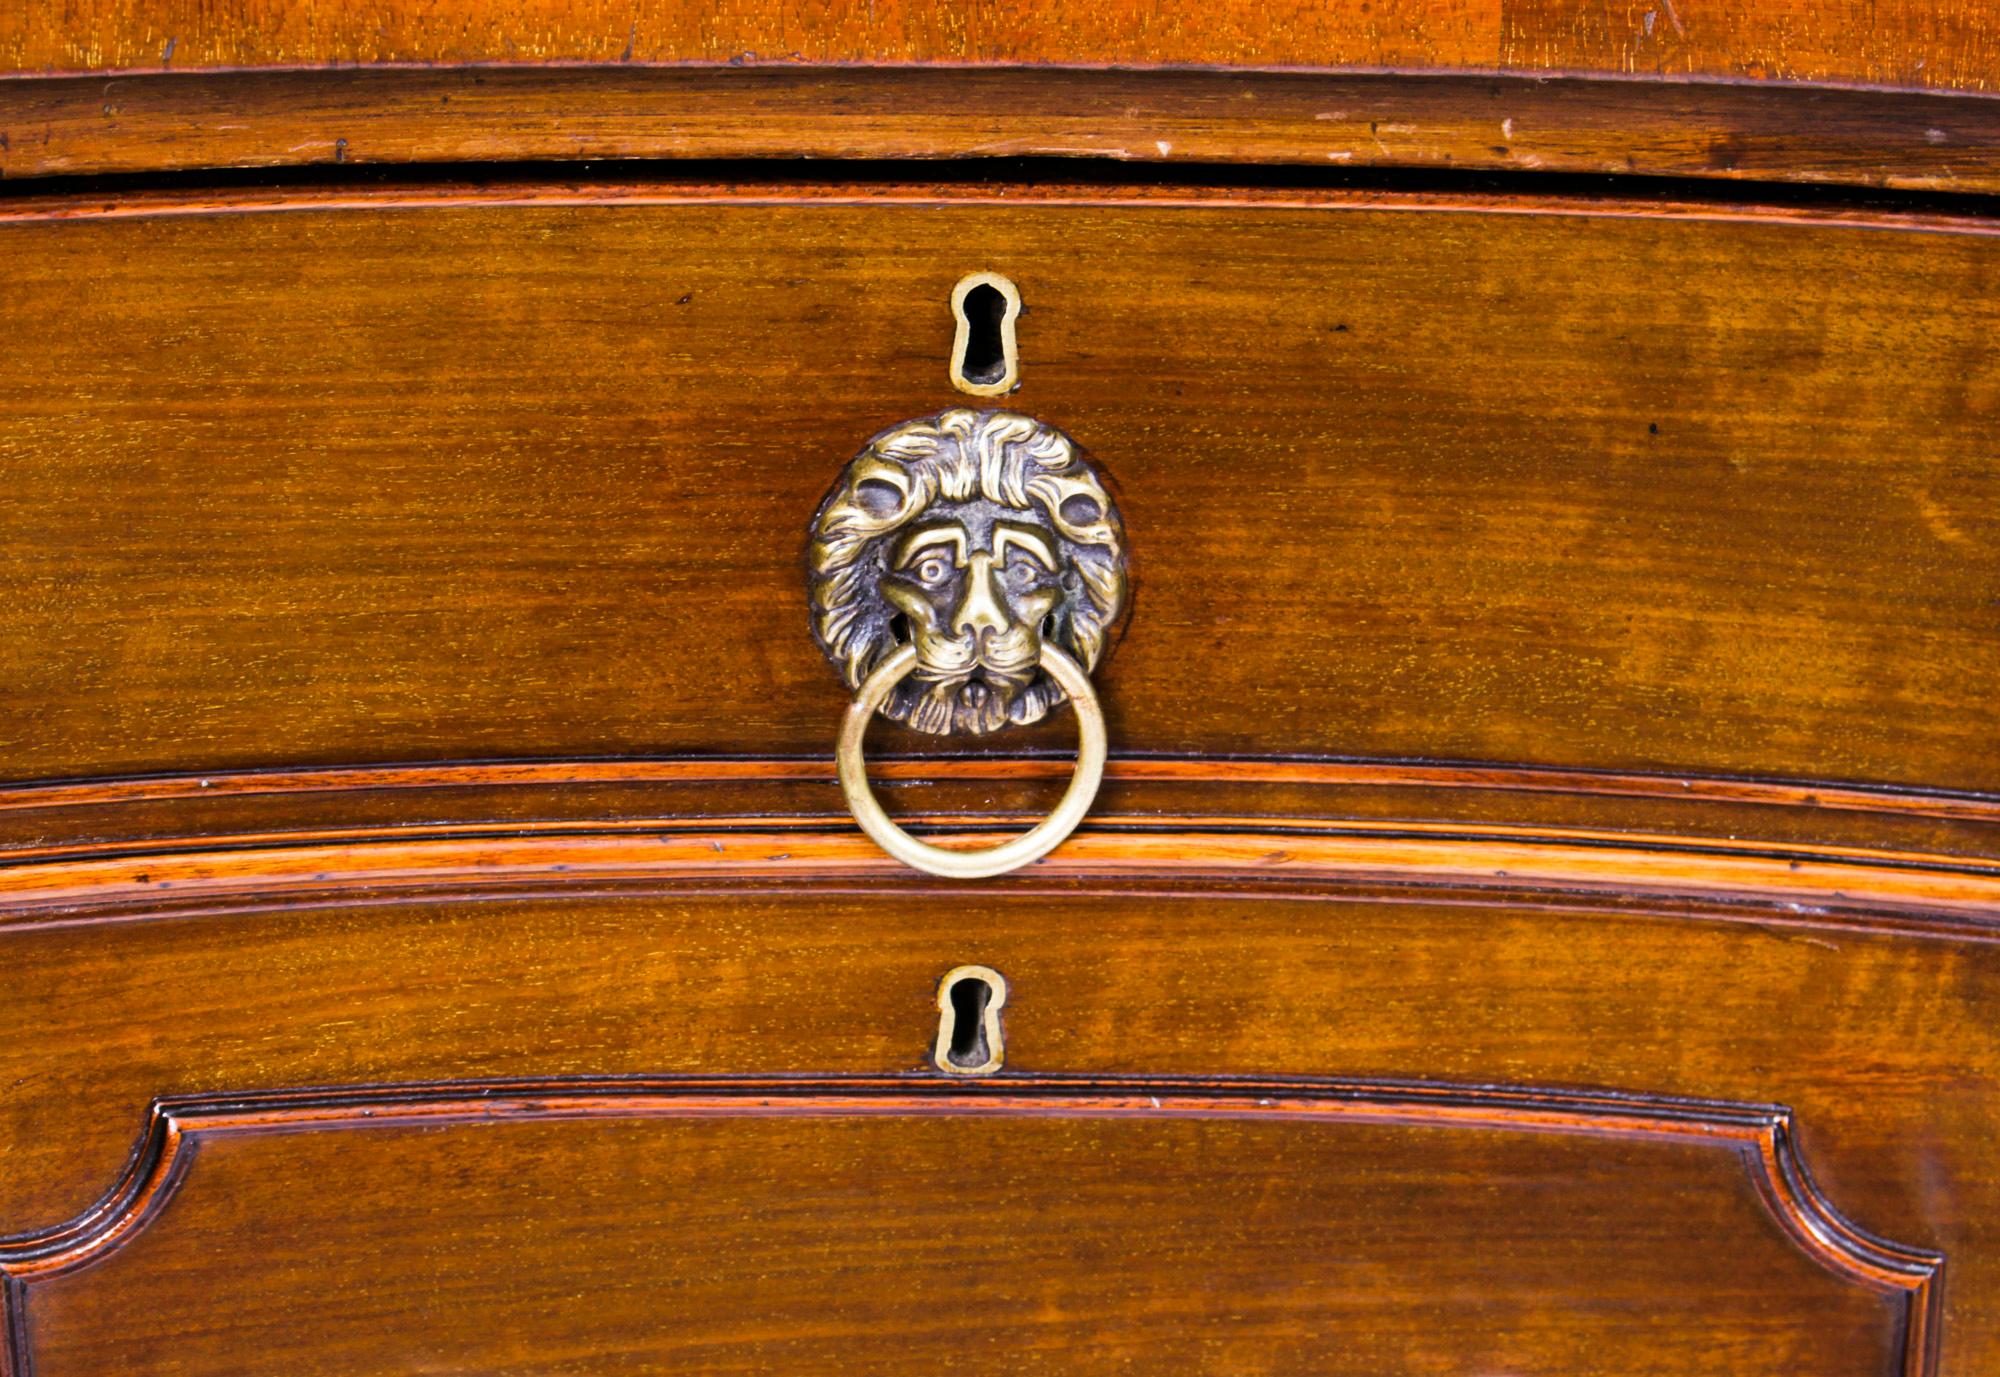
[952,553,1010,639]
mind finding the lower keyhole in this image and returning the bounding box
[934,965,1007,1075]
[946,976,992,1068]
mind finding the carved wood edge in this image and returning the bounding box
[0,1074,1945,1377]
[13,812,1997,870]
[1,819,1998,938]
[4,180,2000,236]
[4,756,1995,823]
[2,66,1999,195]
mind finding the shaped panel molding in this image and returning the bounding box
[0,1076,1942,1377]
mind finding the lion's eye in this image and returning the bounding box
[909,554,954,586]
[1003,558,1044,589]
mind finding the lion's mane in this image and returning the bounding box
[807,408,1127,732]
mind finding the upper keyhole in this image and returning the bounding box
[958,284,1008,385]
[949,273,1021,396]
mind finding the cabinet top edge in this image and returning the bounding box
[6,65,2000,196]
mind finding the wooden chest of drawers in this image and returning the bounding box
[3,5,2000,1374]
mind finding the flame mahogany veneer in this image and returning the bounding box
[4,22,2000,1375]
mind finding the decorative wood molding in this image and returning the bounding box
[3,69,2000,193]
[0,756,1996,936]
[0,1074,1944,1377]
[6,177,2000,237]
[0,755,1993,824]
[3,821,1998,937]
[3,759,1996,941]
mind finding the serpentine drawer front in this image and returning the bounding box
[2,79,2000,1377]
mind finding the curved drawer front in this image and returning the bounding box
[11,1084,1917,1377]
[0,187,1995,793]
[0,881,1970,1375]
[0,180,1993,1377]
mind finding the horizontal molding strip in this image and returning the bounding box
[0,1073,1943,1377]
[2,67,2000,196]
[4,755,1996,823]
[7,812,1996,873]
[3,821,1999,933]
[5,178,2000,238]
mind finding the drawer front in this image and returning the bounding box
[14,1088,1911,1377]
[0,885,1969,1375]
[1,188,1995,791]
[1,180,1994,1377]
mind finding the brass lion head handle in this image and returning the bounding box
[807,409,1128,877]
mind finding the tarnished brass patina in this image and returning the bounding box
[807,408,1127,735]
[808,407,1128,878]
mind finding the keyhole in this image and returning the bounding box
[934,965,1008,1075]
[958,285,1008,384]
[948,978,991,1063]
[949,273,1021,397]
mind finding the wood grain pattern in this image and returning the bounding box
[7,0,2000,92]
[0,1077,1941,1377]
[2,820,1999,931]
[2,884,1994,1368]
[0,0,1486,76]
[1,756,1997,824]
[0,30,1996,1372]
[1,185,1995,793]
[8,68,2000,192]
[12,758,2000,913]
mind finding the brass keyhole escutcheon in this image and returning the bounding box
[935,966,1008,1075]
[949,272,1021,396]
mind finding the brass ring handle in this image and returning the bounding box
[837,642,1107,879]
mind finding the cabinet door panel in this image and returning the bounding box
[15,1087,1916,1377]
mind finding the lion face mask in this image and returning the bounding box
[808,409,1128,736]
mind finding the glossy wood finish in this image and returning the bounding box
[6,811,2000,927]
[2,1079,1936,1376]
[2,185,1995,792]
[0,874,1991,1371]
[8,0,2000,92]
[9,69,2000,193]
[4,11,1999,1367]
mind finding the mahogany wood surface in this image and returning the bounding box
[4,807,2000,928]
[3,12,1999,1371]
[0,878,1983,1372]
[7,0,2000,93]
[6,1082,1929,1375]
[8,68,2000,193]
[2,185,1996,795]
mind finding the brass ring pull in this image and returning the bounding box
[810,408,1128,880]
[837,643,1107,879]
